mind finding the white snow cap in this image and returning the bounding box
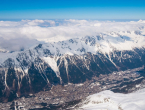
[0,19,145,64]
[0,19,145,52]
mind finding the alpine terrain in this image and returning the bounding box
[0,20,145,110]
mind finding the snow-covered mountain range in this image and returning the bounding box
[0,20,145,102]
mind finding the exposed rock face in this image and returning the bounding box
[0,35,145,102]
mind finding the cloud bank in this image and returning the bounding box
[0,19,145,52]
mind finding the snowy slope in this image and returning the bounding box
[0,29,145,65]
[76,88,145,110]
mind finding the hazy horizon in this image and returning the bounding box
[0,19,144,22]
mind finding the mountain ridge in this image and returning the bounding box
[0,30,145,102]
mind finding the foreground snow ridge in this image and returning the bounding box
[78,88,145,110]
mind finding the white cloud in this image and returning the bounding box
[0,19,145,52]
[0,37,40,52]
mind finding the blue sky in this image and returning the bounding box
[0,0,145,19]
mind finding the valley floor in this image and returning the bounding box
[0,67,145,110]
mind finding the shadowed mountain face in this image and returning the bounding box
[0,35,145,102]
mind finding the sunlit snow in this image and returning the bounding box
[77,88,145,110]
